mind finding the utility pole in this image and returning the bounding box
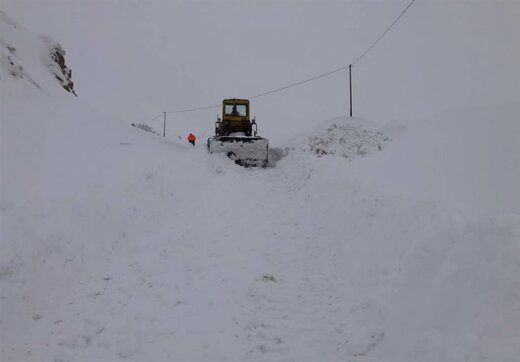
[349,64,353,117]
[163,112,166,138]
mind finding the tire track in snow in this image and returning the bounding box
[239,218,354,361]
[237,167,390,361]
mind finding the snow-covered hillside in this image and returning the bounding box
[1,11,519,362]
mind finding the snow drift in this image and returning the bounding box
[1,11,519,362]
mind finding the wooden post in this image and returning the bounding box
[163,112,166,138]
[349,64,353,117]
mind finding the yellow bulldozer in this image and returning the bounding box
[207,99,269,167]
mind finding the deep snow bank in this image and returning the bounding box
[269,116,390,167]
[0,13,215,361]
[304,116,389,159]
[275,107,520,361]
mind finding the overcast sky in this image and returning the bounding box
[3,0,519,142]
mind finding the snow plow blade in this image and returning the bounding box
[207,136,269,167]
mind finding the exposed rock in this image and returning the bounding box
[0,11,77,95]
[49,44,77,96]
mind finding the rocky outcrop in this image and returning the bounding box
[46,41,77,96]
[0,11,77,96]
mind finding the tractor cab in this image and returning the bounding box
[215,99,257,137]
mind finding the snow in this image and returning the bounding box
[208,136,269,167]
[2,9,520,362]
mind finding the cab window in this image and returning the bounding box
[224,104,247,116]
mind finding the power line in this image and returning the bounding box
[352,0,417,65]
[249,65,350,99]
[162,66,350,115]
[165,103,220,114]
[157,0,417,115]
[251,0,416,101]
[141,112,163,124]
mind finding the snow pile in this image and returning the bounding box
[306,117,390,159]
[1,11,520,362]
[268,116,390,167]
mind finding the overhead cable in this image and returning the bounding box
[248,64,350,99]
[160,0,417,114]
[352,0,417,65]
[143,112,163,124]
[166,103,221,114]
